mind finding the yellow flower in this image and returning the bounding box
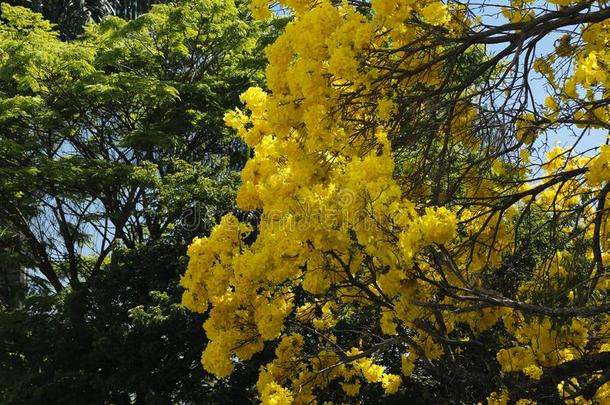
[419,2,451,26]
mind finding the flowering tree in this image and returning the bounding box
[182,0,610,403]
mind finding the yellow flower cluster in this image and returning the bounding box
[497,314,590,381]
[586,144,610,186]
[181,1,465,401]
[181,0,610,403]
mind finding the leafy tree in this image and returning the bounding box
[0,1,282,402]
[0,0,266,292]
[182,0,610,404]
[4,0,170,39]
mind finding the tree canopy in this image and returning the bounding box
[0,1,279,403]
[5,0,170,38]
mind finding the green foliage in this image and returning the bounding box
[0,239,267,404]
[0,0,267,289]
[0,1,280,402]
[4,0,165,39]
